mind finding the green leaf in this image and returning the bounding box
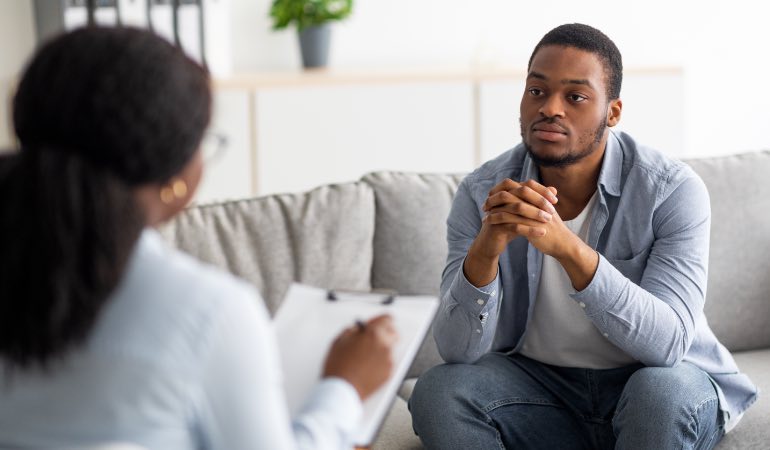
[269,0,353,31]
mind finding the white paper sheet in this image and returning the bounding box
[273,283,439,447]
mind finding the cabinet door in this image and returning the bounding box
[255,82,475,195]
[478,70,685,162]
[194,90,253,204]
[479,78,524,163]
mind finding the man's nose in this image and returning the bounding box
[539,95,565,118]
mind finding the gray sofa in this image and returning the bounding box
[160,150,769,449]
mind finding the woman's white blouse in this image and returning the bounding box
[0,229,362,449]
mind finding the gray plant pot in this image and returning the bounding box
[298,24,331,69]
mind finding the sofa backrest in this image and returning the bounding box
[686,151,770,352]
[161,151,770,378]
[362,172,465,376]
[160,181,376,315]
[362,172,465,295]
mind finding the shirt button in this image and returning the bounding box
[579,302,586,308]
[603,333,609,338]
[476,329,482,334]
[491,290,497,296]
[476,299,485,305]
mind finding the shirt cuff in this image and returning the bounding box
[449,258,500,315]
[301,377,363,435]
[569,253,626,316]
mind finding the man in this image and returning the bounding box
[409,23,757,449]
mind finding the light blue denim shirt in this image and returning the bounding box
[434,130,758,427]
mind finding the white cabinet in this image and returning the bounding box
[196,68,685,203]
[254,81,475,195]
[479,78,525,162]
[194,90,253,204]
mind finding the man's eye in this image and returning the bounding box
[528,88,542,96]
[569,94,587,102]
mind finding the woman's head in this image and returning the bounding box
[0,27,211,370]
[14,26,211,188]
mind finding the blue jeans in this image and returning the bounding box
[409,353,724,449]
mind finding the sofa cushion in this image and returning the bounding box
[160,182,376,315]
[362,171,465,295]
[362,172,465,378]
[714,348,770,449]
[685,151,770,352]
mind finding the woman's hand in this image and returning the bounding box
[322,314,398,400]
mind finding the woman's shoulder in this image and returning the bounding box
[90,229,268,367]
[132,228,257,302]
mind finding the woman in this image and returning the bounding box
[0,27,396,449]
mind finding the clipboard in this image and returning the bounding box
[273,283,439,447]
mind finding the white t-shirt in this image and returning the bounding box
[520,193,638,369]
[0,229,361,449]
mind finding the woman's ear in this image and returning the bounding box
[134,150,204,227]
[607,98,622,127]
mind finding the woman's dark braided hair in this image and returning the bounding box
[0,26,212,370]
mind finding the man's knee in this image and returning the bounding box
[410,363,475,414]
[616,363,718,422]
[409,360,502,436]
[614,364,722,448]
[410,354,511,412]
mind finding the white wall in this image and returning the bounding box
[682,3,770,156]
[232,0,690,70]
[0,1,35,148]
[3,0,770,157]
[230,0,770,157]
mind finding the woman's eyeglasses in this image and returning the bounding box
[200,132,228,164]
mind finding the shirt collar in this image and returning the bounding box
[598,130,623,197]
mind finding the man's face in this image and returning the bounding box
[520,45,615,168]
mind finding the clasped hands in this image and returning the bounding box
[466,178,599,292]
[478,178,576,260]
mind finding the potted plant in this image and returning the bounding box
[270,0,353,69]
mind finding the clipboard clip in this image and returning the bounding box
[326,288,397,305]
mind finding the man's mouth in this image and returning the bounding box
[532,123,568,142]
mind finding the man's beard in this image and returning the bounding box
[521,115,607,168]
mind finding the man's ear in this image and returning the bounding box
[607,98,622,127]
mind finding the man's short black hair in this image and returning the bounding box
[528,23,623,100]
